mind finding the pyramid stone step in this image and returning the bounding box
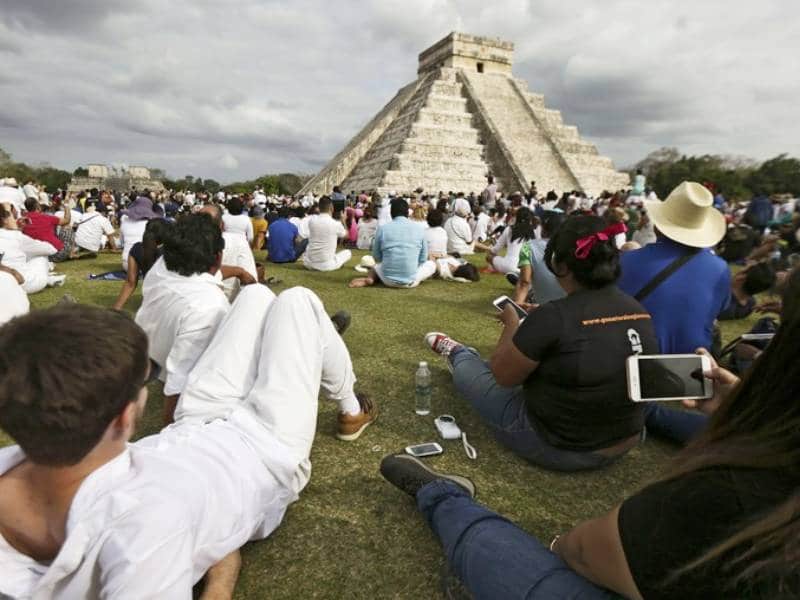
[415,108,474,128]
[390,155,488,177]
[425,94,468,112]
[409,123,480,145]
[398,140,485,161]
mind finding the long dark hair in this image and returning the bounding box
[141,219,172,275]
[666,266,800,592]
[510,207,536,242]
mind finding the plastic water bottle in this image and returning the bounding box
[415,361,432,415]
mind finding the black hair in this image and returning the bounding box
[293,206,306,218]
[278,206,291,219]
[453,263,480,282]
[24,198,38,212]
[163,213,224,276]
[541,211,565,238]
[544,215,620,288]
[318,196,332,213]
[511,207,536,242]
[141,219,172,275]
[743,262,776,296]
[390,198,409,219]
[227,197,244,216]
[427,208,444,227]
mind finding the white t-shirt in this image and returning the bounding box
[119,216,148,271]
[289,216,310,239]
[471,212,491,241]
[356,219,378,250]
[303,214,346,268]
[0,185,25,212]
[425,226,448,257]
[74,213,115,252]
[222,213,254,243]
[444,216,474,255]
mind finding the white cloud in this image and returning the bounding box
[0,0,798,181]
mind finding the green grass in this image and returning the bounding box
[3,251,771,599]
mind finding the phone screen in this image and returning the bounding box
[638,356,707,399]
[408,443,440,456]
[494,297,527,319]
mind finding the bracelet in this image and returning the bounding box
[549,535,560,552]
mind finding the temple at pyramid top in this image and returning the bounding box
[300,32,629,197]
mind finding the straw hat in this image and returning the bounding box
[354,255,376,273]
[644,182,726,248]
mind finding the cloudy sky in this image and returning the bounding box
[1,0,797,182]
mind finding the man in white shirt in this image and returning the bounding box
[444,198,475,255]
[0,279,376,598]
[303,197,352,271]
[0,178,26,212]
[74,206,116,252]
[471,205,491,244]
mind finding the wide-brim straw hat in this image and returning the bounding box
[644,181,726,248]
[354,255,376,273]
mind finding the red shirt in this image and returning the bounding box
[23,212,63,251]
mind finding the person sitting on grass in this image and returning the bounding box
[0,284,376,598]
[444,198,475,256]
[717,260,775,320]
[21,197,78,262]
[112,218,172,311]
[425,215,658,472]
[267,206,308,264]
[486,206,536,275]
[381,269,800,599]
[349,198,436,289]
[0,202,65,292]
[424,208,448,260]
[356,205,378,250]
[510,211,566,306]
[303,196,352,271]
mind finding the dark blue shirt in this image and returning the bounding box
[267,219,299,263]
[618,238,731,353]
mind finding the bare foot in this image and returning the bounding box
[348,278,373,288]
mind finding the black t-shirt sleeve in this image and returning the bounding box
[617,469,746,600]
[512,301,562,361]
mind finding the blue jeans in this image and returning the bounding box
[449,348,621,472]
[643,402,708,446]
[418,480,616,599]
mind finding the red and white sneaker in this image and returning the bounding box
[425,331,464,358]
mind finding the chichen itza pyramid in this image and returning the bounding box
[300,32,629,197]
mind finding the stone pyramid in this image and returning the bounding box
[300,33,629,197]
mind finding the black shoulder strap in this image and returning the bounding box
[634,248,701,302]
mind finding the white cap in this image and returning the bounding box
[419,361,428,368]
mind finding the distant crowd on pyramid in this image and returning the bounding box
[1,166,799,598]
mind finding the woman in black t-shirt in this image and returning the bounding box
[112,218,171,310]
[426,215,658,471]
[387,266,800,599]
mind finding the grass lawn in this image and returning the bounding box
[2,250,769,599]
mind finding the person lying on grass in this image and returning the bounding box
[0,285,375,598]
[380,265,800,599]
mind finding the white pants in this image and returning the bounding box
[374,260,437,288]
[490,254,520,275]
[177,285,357,493]
[303,249,352,272]
[20,256,50,294]
[0,271,30,325]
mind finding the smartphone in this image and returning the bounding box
[492,295,527,319]
[626,354,713,402]
[740,333,775,342]
[405,442,444,457]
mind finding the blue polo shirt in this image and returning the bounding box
[618,238,730,353]
[372,216,428,285]
[267,218,299,263]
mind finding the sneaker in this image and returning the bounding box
[424,332,463,358]
[336,392,376,441]
[506,272,519,286]
[47,274,66,287]
[330,310,351,335]
[379,454,476,498]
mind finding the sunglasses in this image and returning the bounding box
[143,359,162,386]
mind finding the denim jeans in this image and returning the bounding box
[449,347,621,472]
[642,402,708,446]
[418,480,616,599]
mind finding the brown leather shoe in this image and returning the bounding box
[336,393,377,441]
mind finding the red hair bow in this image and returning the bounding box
[574,222,627,259]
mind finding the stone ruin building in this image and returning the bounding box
[67,164,165,194]
[300,32,629,198]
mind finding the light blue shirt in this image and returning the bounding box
[372,217,428,285]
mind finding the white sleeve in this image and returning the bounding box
[19,233,56,258]
[163,306,226,396]
[336,221,347,238]
[456,218,473,243]
[102,217,115,235]
[98,512,194,600]
[245,218,254,243]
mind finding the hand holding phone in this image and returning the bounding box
[681,349,740,415]
[627,353,714,402]
[492,295,527,322]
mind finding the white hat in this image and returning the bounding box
[644,181,726,248]
[4,177,18,187]
[354,255,376,273]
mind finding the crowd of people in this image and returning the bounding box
[0,170,798,598]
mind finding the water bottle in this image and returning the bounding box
[415,361,432,415]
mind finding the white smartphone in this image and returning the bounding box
[492,295,527,320]
[626,354,713,402]
[740,333,775,342]
[405,442,444,457]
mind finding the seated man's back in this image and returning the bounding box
[373,216,427,285]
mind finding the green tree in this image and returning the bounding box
[745,154,800,196]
